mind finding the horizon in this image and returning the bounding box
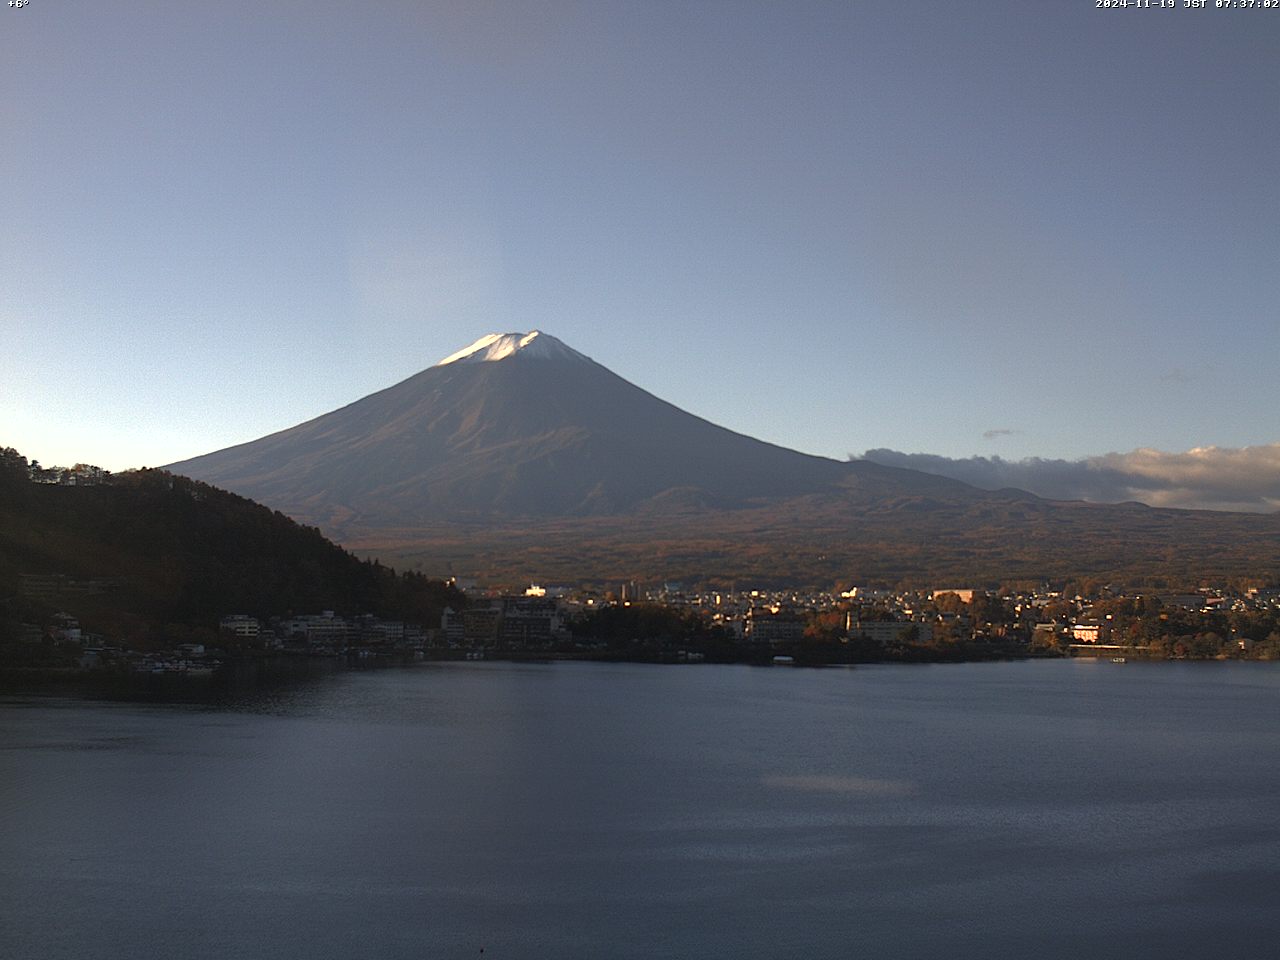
[14,323,1280,513]
[4,3,1277,510]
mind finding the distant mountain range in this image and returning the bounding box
[169,332,1280,586]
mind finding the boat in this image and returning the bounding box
[1111,656,1127,663]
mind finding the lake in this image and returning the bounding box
[3,660,1279,959]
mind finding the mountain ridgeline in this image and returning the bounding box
[169,331,969,525]
[167,332,1280,586]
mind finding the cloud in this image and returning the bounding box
[982,428,1016,440]
[855,444,1280,513]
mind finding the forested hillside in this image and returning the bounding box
[0,448,460,647]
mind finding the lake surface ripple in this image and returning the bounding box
[3,660,1279,959]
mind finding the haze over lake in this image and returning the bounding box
[4,660,1279,959]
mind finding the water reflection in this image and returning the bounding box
[3,661,1279,960]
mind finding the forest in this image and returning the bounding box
[0,447,461,657]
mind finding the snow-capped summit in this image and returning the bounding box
[162,325,1261,585]
[168,326,976,531]
[434,330,590,367]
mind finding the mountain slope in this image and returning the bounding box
[170,331,976,528]
[168,331,1280,586]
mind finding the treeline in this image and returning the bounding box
[0,447,462,647]
[568,601,1019,664]
[1080,597,1280,659]
[0,447,111,485]
[572,603,728,645]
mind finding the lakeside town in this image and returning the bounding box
[5,451,1280,675]
[9,575,1280,679]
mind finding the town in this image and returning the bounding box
[9,576,1280,679]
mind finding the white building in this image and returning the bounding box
[220,615,260,640]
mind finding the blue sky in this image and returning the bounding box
[3,1,1277,490]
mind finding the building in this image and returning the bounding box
[1071,621,1103,643]
[461,603,503,645]
[220,615,261,640]
[354,615,405,645]
[745,607,805,645]
[282,611,351,647]
[441,607,465,645]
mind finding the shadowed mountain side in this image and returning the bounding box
[169,352,981,527]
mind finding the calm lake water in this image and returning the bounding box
[3,660,1279,959]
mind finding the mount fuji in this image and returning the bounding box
[169,331,974,524]
[168,332,1280,584]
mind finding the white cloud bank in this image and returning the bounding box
[857,444,1280,514]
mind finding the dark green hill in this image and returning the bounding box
[0,448,461,647]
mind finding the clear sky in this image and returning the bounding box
[3,1,1277,482]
